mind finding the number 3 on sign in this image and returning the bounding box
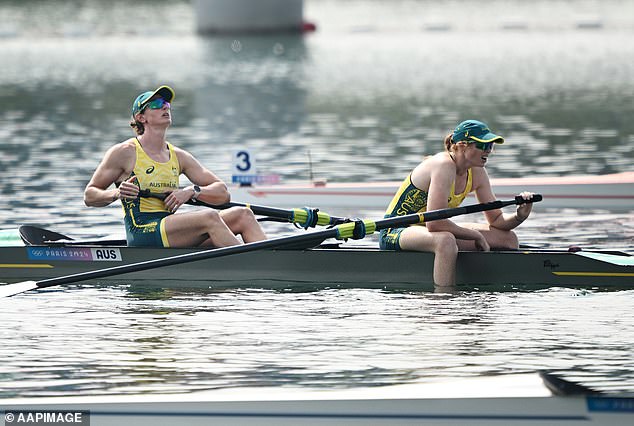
[233,149,256,175]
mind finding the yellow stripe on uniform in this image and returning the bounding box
[159,216,170,248]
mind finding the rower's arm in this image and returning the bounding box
[423,162,489,247]
[84,143,134,207]
[474,169,532,230]
[484,193,534,231]
[176,148,230,205]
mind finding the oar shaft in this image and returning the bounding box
[334,196,540,239]
[139,189,347,227]
[196,200,338,227]
[210,201,293,221]
[34,231,338,288]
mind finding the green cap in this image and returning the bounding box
[131,85,175,116]
[452,120,504,144]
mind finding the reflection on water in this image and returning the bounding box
[190,36,309,147]
[0,0,633,399]
[1,287,633,397]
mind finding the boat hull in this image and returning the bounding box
[1,245,632,291]
[1,374,632,425]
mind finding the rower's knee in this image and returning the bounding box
[240,206,257,220]
[219,207,259,232]
[434,232,458,259]
[498,230,519,250]
[233,207,258,226]
[202,209,224,226]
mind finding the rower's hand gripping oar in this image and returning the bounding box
[139,190,348,229]
[0,195,541,298]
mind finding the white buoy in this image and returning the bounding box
[193,0,313,34]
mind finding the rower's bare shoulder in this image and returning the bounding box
[171,145,199,168]
[108,138,137,156]
[426,152,455,175]
[100,139,137,171]
[170,145,213,178]
[412,153,451,186]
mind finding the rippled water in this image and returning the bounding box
[2,287,633,397]
[0,0,633,398]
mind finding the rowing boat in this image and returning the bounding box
[1,226,632,291]
[229,172,634,210]
[1,373,632,425]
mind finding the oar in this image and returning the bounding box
[0,195,541,298]
[139,190,348,228]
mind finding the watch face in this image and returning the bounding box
[192,185,201,199]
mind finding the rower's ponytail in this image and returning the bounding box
[443,133,453,152]
[130,119,145,135]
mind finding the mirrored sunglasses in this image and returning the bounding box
[144,98,171,111]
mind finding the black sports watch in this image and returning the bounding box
[191,185,201,200]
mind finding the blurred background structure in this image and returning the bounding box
[193,0,309,33]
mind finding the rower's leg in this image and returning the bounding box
[486,229,519,249]
[164,210,241,248]
[399,227,458,287]
[220,207,267,243]
[459,223,519,250]
[429,232,459,288]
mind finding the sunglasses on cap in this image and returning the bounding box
[142,98,170,112]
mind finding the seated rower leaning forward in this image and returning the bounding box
[379,119,535,289]
[84,85,266,248]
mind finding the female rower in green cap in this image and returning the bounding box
[379,119,535,290]
[84,85,266,248]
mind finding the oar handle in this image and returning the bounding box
[334,194,542,240]
[195,201,342,227]
[426,194,542,221]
